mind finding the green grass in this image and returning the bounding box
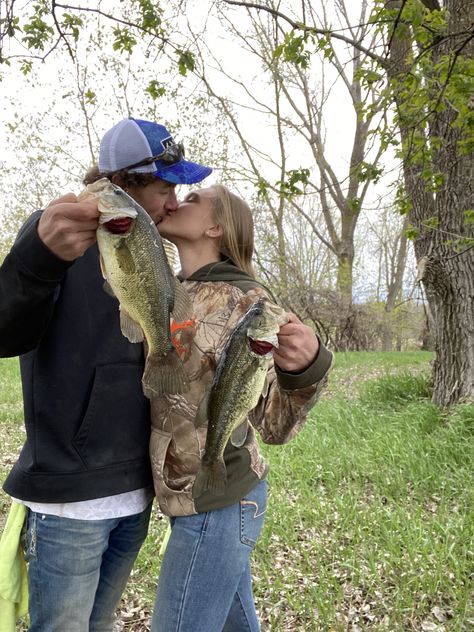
[1,352,473,631]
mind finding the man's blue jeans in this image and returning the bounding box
[151,479,267,632]
[25,502,152,632]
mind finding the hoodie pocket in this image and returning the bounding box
[150,427,196,516]
[73,363,150,468]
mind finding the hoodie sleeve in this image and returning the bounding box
[0,212,73,357]
[223,286,334,445]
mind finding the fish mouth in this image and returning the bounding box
[248,334,279,357]
[102,217,135,234]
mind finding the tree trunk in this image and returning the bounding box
[336,251,354,306]
[382,216,409,351]
[386,0,474,405]
[422,0,474,405]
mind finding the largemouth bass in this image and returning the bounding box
[81,178,191,398]
[193,298,288,498]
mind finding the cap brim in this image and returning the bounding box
[153,160,213,185]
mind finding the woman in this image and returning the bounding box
[149,184,333,632]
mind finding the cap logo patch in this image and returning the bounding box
[161,135,175,152]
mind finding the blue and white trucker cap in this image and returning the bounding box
[99,117,212,185]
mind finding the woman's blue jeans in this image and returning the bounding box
[151,479,268,632]
[25,502,152,631]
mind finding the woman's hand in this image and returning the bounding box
[273,313,319,373]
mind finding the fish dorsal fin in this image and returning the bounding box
[231,420,248,447]
[195,390,210,427]
[172,279,192,323]
[120,308,144,343]
[115,239,136,274]
[163,238,179,271]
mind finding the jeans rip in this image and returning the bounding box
[25,509,37,561]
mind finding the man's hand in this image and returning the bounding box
[273,312,319,373]
[38,193,100,261]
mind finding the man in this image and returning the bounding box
[0,117,212,631]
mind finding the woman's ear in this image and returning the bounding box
[206,224,223,238]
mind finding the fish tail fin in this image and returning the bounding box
[193,459,227,498]
[142,350,189,398]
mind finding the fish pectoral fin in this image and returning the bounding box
[99,256,116,298]
[99,255,107,280]
[171,279,193,322]
[120,309,144,343]
[194,390,210,427]
[230,420,248,447]
[115,239,136,274]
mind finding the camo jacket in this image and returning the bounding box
[149,261,333,517]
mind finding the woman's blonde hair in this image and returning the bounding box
[210,185,256,278]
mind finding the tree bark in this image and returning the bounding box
[386,0,474,405]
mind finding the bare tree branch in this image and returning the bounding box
[222,0,389,65]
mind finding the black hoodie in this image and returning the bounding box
[1,213,152,502]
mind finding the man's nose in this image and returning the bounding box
[165,190,178,210]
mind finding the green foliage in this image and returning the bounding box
[405,225,420,240]
[273,30,314,68]
[176,49,195,76]
[422,215,439,230]
[22,2,54,51]
[0,0,168,74]
[361,0,474,194]
[422,169,445,192]
[256,177,270,198]
[464,210,474,226]
[84,89,96,105]
[20,60,33,75]
[394,184,412,216]
[441,55,474,154]
[446,236,474,253]
[272,28,335,68]
[276,168,310,198]
[61,13,83,42]
[354,160,384,184]
[315,33,334,62]
[0,15,20,38]
[255,169,310,200]
[146,80,166,100]
[347,196,362,213]
[354,62,384,87]
[112,27,137,54]
[136,0,163,33]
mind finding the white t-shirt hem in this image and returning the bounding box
[11,486,155,520]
